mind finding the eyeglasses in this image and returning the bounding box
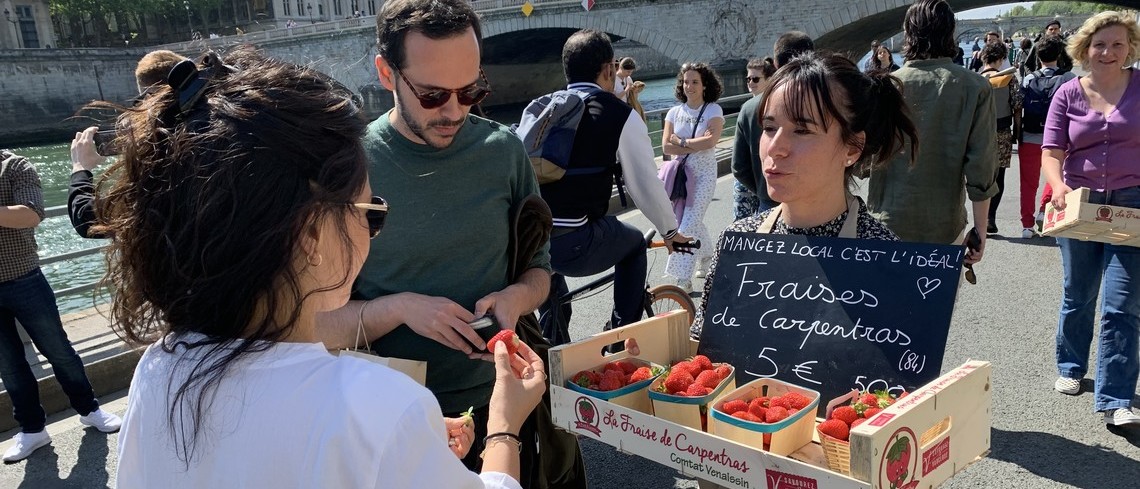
[352,196,389,239]
[396,68,491,109]
[745,76,763,84]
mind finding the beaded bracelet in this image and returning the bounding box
[479,432,522,459]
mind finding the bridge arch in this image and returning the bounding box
[481,12,691,65]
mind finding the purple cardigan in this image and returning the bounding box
[1042,69,1140,192]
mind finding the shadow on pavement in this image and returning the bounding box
[990,428,1140,489]
[987,235,1059,248]
[18,429,110,489]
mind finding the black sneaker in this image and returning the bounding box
[987,222,998,234]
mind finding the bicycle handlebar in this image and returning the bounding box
[649,239,701,251]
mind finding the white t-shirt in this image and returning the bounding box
[613,75,633,102]
[116,334,520,489]
[666,102,725,154]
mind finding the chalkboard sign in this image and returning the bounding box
[697,232,964,411]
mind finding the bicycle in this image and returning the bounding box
[540,230,700,346]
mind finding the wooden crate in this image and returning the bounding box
[1041,187,1140,246]
[549,311,992,489]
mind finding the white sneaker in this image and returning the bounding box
[80,409,122,433]
[694,268,707,279]
[1054,376,1081,395]
[2,431,50,463]
[1104,408,1140,427]
[676,279,693,293]
[1021,228,1036,239]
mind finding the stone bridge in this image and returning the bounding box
[955,15,1088,43]
[3,0,1139,144]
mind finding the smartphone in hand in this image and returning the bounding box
[94,129,121,157]
[467,316,502,353]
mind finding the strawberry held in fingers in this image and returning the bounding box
[487,330,520,356]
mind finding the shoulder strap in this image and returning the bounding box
[757,204,783,233]
[838,196,860,239]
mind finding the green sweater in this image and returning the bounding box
[357,111,550,413]
[868,58,999,244]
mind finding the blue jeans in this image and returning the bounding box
[1055,185,1140,412]
[0,268,98,432]
[539,217,646,345]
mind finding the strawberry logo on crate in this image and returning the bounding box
[878,427,919,489]
[1096,206,1113,222]
[574,397,602,435]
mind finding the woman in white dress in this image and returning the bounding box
[661,62,725,291]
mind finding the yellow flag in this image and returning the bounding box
[521,1,534,16]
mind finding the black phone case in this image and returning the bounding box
[468,317,502,352]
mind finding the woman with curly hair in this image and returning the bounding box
[661,62,725,291]
[100,47,546,487]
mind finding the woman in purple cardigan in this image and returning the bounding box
[1041,11,1140,427]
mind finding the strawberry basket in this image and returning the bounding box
[565,358,664,414]
[708,378,819,456]
[647,360,735,431]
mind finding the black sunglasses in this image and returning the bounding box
[396,68,491,109]
[745,76,763,84]
[352,196,389,239]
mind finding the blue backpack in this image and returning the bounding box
[513,87,606,184]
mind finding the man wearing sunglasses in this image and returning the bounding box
[732,31,814,221]
[315,0,567,485]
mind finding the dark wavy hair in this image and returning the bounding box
[674,62,723,103]
[760,52,918,191]
[91,45,368,466]
[747,57,777,78]
[902,0,958,60]
[981,40,1008,64]
[376,0,481,71]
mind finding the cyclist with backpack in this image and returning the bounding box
[527,30,690,345]
[1018,35,1076,238]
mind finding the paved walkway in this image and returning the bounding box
[2,148,1139,487]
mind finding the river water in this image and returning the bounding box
[12,77,691,314]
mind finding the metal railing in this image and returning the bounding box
[40,206,106,300]
[37,93,751,303]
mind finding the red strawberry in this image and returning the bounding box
[684,384,712,397]
[721,399,749,415]
[898,391,909,398]
[784,392,812,410]
[487,330,520,356]
[748,398,767,419]
[851,418,867,428]
[571,371,594,388]
[731,411,763,422]
[769,395,795,410]
[818,419,850,442]
[603,362,624,374]
[663,369,695,394]
[629,367,653,384]
[714,365,733,381]
[690,355,714,372]
[694,370,722,389]
[858,393,879,407]
[864,407,883,420]
[598,374,623,391]
[765,406,789,423]
[672,361,699,377]
[755,396,770,408]
[613,360,638,375]
[831,406,859,426]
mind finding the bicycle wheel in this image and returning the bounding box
[647,284,696,323]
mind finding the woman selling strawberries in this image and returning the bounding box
[690,52,918,339]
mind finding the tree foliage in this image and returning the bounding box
[1004,2,1120,17]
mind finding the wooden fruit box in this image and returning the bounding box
[549,311,992,489]
[1041,187,1140,246]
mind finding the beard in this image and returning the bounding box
[395,93,467,149]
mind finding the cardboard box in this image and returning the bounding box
[1042,187,1140,246]
[549,311,992,489]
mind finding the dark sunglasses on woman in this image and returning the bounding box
[352,196,389,239]
[396,68,491,109]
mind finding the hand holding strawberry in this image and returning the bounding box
[487,337,546,435]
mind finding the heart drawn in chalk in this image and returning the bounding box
[916,277,941,299]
